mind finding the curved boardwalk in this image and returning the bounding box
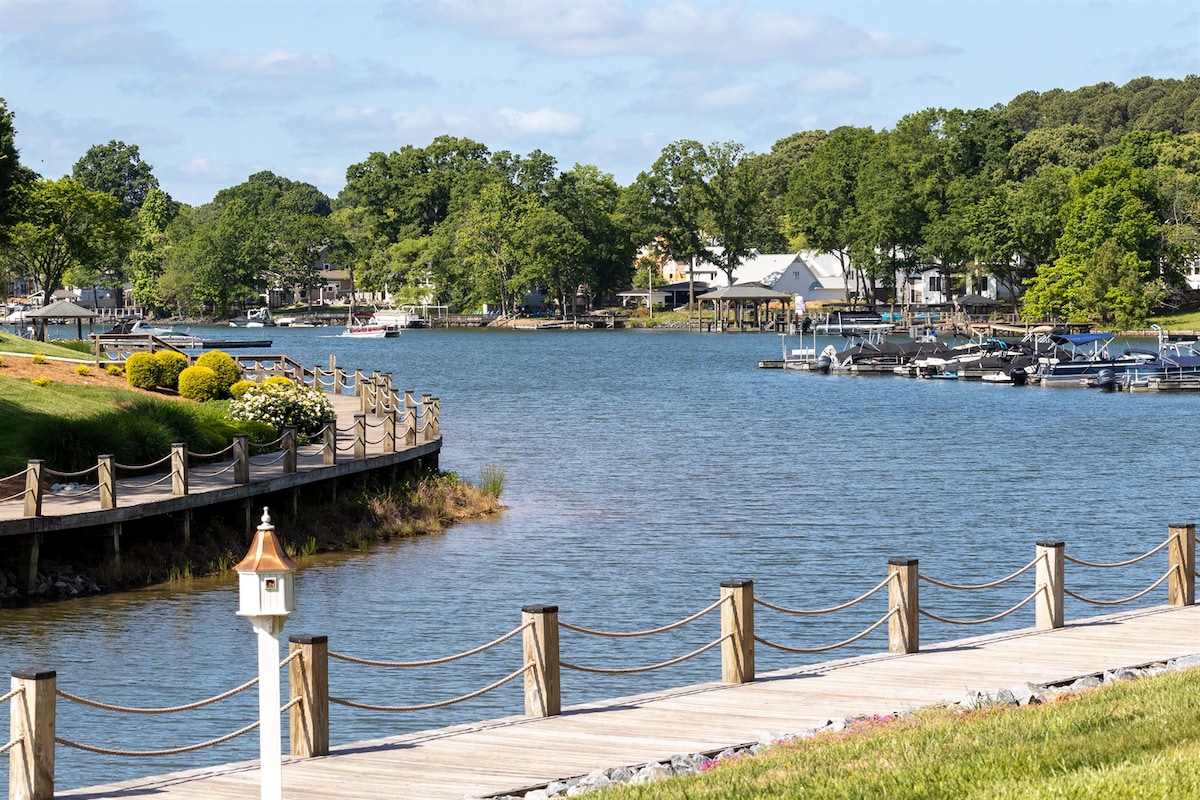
[57,604,1200,800]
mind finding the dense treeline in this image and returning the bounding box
[1,76,1198,327]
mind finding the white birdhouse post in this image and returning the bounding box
[235,507,298,800]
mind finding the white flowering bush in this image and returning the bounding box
[228,381,334,436]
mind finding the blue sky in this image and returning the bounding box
[2,0,1196,207]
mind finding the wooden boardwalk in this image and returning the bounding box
[58,603,1200,799]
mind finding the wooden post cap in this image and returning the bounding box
[888,557,918,567]
[721,579,753,588]
[289,634,328,645]
[11,668,56,680]
[1036,540,1065,548]
[1169,523,1193,529]
[522,604,558,614]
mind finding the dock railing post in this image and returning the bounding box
[282,427,297,474]
[322,420,337,466]
[232,434,250,485]
[888,558,919,654]
[353,368,364,397]
[383,413,396,454]
[522,605,561,718]
[720,579,754,684]
[431,397,441,439]
[23,460,43,518]
[333,366,345,395]
[1035,541,1064,629]
[1168,523,1196,607]
[312,365,323,392]
[288,634,329,758]
[353,414,367,460]
[98,454,116,510]
[171,443,188,496]
[9,668,56,800]
[421,394,433,442]
[382,372,394,411]
[404,391,417,447]
[359,379,371,415]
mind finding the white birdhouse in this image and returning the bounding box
[235,508,299,617]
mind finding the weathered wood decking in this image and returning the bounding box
[58,603,1200,799]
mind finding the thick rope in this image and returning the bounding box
[250,451,288,466]
[114,453,173,472]
[561,634,730,675]
[0,737,22,756]
[189,442,236,459]
[0,686,22,705]
[190,462,238,478]
[56,721,259,757]
[1065,569,1174,606]
[754,610,895,654]
[559,597,727,638]
[53,484,101,497]
[0,469,28,484]
[919,590,1039,625]
[1065,538,1172,569]
[365,433,389,446]
[330,622,530,668]
[330,664,531,712]
[57,676,259,714]
[755,575,894,616]
[44,465,100,479]
[0,489,27,504]
[253,434,288,450]
[919,557,1040,591]
[125,473,175,489]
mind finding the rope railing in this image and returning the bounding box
[329,622,531,668]
[189,461,239,478]
[250,451,289,467]
[561,634,730,675]
[919,590,1040,626]
[0,736,22,756]
[43,465,99,480]
[122,473,176,490]
[0,468,29,485]
[919,556,1041,591]
[51,483,101,498]
[755,575,894,616]
[0,487,28,504]
[188,442,237,460]
[1064,537,1172,569]
[56,675,259,714]
[113,453,173,473]
[56,720,260,757]
[0,686,22,705]
[330,664,532,712]
[559,597,727,638]
[755,609,897,654]
[1065,568,1176,606]
[250,434,288,453]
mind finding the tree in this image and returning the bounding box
[72,140,162,218]
[127,187,183,312]
[0,98,37,249]
[182,198,271,316]
[2,178,130,305]
[547,164,635,310]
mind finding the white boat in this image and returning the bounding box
[370,305,428,329]
[340,323,398,339]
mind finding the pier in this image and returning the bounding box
[5,523,1196,799]
[0,354,443,593]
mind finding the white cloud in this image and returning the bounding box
[790,69,868,96]
[497,107,585,135]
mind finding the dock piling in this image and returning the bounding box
[98,455,116,510]
[720,579,755,684]
[1036,541,1065,629]
[1168,523,1196,606]
[22,460,42,518]
[888,558,919,654]
[8,668,56,800]
[171,443,188,496]
[288,635,329,758]
[522,605,561,718]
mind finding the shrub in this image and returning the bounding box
[31,353,47,365]
[153,351,189,390]
[195,351,241,396]
[229,379,257,400]
[264,375,293,387]
[75,365,90,376]
[50,339,93,354]
[106,364,122,376]
[31,376,51,388]
[229,381,335,436]
[125,352,160,390]
[0,356,5,367]
[177,365,221,401]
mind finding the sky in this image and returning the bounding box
[1,0,1196,207]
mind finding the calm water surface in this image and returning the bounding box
[3,327,1198,790]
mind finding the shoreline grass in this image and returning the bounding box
[591,667,1200,800]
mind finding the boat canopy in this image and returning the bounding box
[1052,332,1113,346]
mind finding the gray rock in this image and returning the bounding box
[1068,675,1101,692]
[1103,668,1140,683]
[523,791,548,800]
[958,690,988,709]
[1009,683,1041,706]
[629,763,671,784]
[544,781,567,797]
[1168,654,1200,671]
[992,689,1018,706]
[608,767,633,783]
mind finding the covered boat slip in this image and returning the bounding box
[54,604,1200,800]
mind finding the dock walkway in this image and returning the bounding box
[59,603,1200,799]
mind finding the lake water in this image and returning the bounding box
[3,326,1198,790]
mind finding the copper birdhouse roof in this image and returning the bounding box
[234,509,299,573]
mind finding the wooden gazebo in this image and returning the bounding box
[25,299,100,341]
[695,284,795,332]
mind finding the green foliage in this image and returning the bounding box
[479,464,506,498]
[124,352,159,390]
[153,350,188,389]
[229,379,257,399]
[49,338,93,354]
[72,140,162,218]
[177,365,221,401]
[194,350,240,395]
[106,364,122,376]
[263,375,293,387]
[30,352,46,365]
[0,356,5,367]
[74,365,90,376]
[0,333,95,359]
[30,377,50,388]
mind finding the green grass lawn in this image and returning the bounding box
[0,331,93,359]
[1148,309,1200,331]
[593,668,1200,800]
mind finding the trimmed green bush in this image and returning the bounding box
[125,352,160,390]
[264,375,293,387]
[31,377,51,388]
[75,365,90,376]
[229,379,257,400]
[153,351,189,390]
[177,365,221,401]
[194,350,241,396]
[31,353,47,365]
[106,364,122,376]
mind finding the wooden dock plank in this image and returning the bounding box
[56,604,1200,800]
